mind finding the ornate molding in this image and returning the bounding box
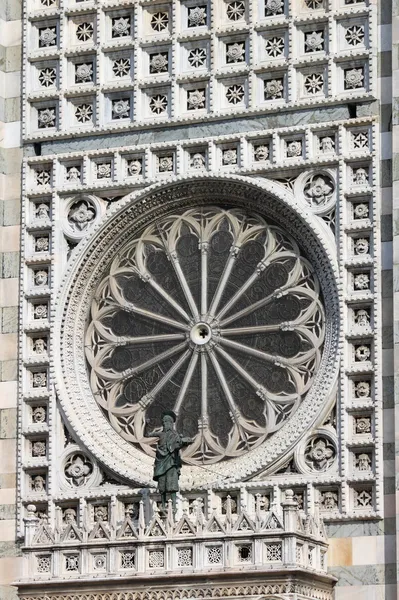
[53,174,340,489]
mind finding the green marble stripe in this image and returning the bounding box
[35,105,366,157]
[328,564,397,585]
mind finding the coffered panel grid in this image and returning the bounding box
[22,0,376,140]
[17,117,382,535]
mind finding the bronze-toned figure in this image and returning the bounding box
[148,411,192,512]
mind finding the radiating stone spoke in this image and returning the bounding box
[118,341,188,382]
[200,350,208,419]
[207,245,239,318]
[207,348,239,423]
[219,290,289,328]
[156,228,200,321]
[140,348,191,408]
[219,337,291,367]
[121,304,188,332]
[174,350,199,414]
[145,274,192,323]
[221,324,286,336]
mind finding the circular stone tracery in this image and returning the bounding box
[85,206,326,465]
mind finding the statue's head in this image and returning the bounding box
[162,410,176,431]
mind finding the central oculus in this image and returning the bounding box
[190,322,212,345]
[85,206,325,465]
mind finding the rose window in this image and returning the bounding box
[85,207,325,465]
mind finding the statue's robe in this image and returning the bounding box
[153,431,184,493]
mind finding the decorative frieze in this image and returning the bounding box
[22,0,376,140]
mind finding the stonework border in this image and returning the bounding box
[53,175,340,488]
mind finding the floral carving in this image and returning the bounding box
[304,437,336,471]
[151,12,169,32]
[158,155,173,172]
[355,416,371,434]
[150,94,168,114]
[355,488,372,508]
[32,372,47,388]
[38,108,56,129]
[264,79,284,99]
[32,441,46,457]
[112,17,131,38]
[354,344,371,362]
[345,25,364,46]
[304,174,334,206]
[222,148,238,165]
[226,84,245,104]
[112,99,130,119]
[353,203,369,219]
[352,131,369,149]
[75,104,93,124]
[64,453,93,486]
[304,73,324,95]
[76,22,93,42]
[97,163,111,179]
[226,42,245,63]
[265,0,284,15]
[188,6,207,27]
[39,67,56,87]
[68,201,96,231]
[35,237,49,252]
[188,48,206,68]
[34,304,48,320]
[35,170,51,187]
[94,505,108,522]
[75,63,93,83]
[226,1,245,20]
[94,555,107,570]
[113,58,130,78]
[39,27,57,47]
[305,31,324,52]
[187,89,206,110]
[344,67,364,89]
[150,53,168,73]
[265,37,284,57]
[353,272,369,290]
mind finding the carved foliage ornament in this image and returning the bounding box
[54,177,339,486]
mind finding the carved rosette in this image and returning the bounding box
[53,176,340,488]
[86,207,325,465]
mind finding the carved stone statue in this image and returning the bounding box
[148,411,192,512]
